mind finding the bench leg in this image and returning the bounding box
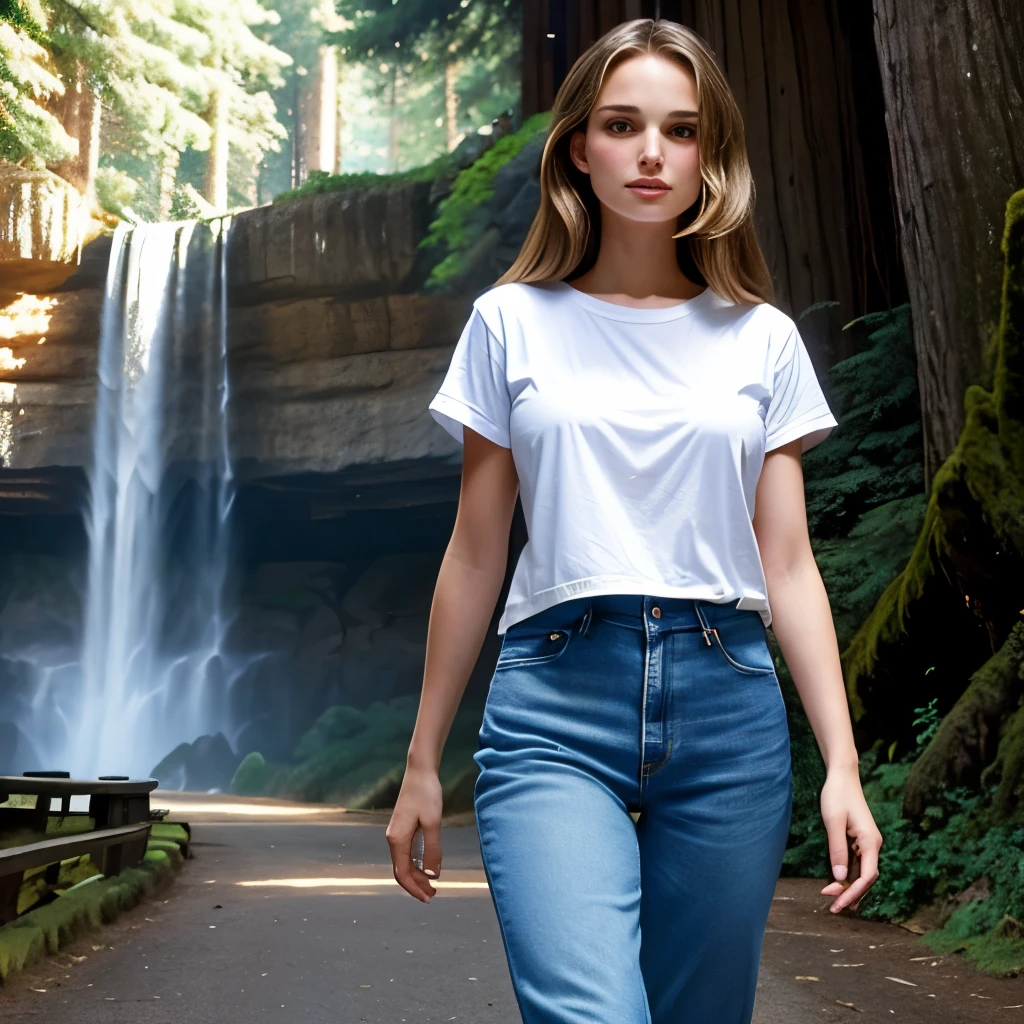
[0,872,22,925]
[102,844,125,876]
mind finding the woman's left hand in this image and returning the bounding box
[819,766,883,914]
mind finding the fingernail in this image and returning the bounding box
[833,864,847,881]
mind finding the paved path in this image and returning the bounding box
[0,793,1019,1022]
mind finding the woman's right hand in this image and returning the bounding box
[386,763,443,903]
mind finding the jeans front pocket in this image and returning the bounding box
[703,616,776,676]
[494,626,573,670]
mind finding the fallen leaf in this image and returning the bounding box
[795,975,819,981]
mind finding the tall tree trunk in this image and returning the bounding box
[872,0,1024,489]
[445,61,460,152]
[292,75,302,188]
[388,61,399,172]
[45,58,101,202]
[204,79,229,211]
[297,45,339,180]
[157,149,180,221]
[335,49,345,173]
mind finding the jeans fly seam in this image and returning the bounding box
[640,602,651,799]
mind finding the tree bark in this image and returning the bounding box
[388,61,399,172]
[157,149,180,222]
[673,0,902,361]
[204,78,229,211]
[297,45,339,180]
[520,3,902,360]
[445,61,460,152]
[45,58,101,201]
[872,0,1024,489]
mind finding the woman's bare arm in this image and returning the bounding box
[406,426,520,773]
[753,438,882,913]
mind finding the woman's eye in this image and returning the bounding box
[607,120,695,138]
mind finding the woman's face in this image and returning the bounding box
[569,54,702,226]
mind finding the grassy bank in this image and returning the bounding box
[0,821,190,985]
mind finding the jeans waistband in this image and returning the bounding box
[508,594,760,639]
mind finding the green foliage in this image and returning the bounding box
[93,164,140,222]
[853,746,1024,974]
[230,751,280,796]
[0,0,73,165]
[911,694,941,753]
[842,189,1024,701]
[420,109,550,290]
[331,0,506,53]
[229,694,483,809]
[272,156,458,203]
[782,303,927,873]
[3,0,291,216]
[803,303,923,542]
[810,495,927,653]
[784,734,1024,975]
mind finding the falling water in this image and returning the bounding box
[70,217,238,778]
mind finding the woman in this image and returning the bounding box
[386,17,883,1024]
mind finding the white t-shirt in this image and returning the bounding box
[428,279,838,634]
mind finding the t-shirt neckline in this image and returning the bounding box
[553,279,714,322]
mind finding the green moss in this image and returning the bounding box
[420,111,552,291]
[0,833,188,984]
[271,159,459,204]
[986,696,1024,820]
[842,188,1024,715]
[149,822,190,846]
[230,751,281,796]
[848,747,1024,977]
[229,694,484,810]
[902,621,1024,818]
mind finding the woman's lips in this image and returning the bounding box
[627,185,670,197]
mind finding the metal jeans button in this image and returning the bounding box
[651,606,661,618]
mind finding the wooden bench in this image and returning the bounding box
[0,773,161,925]
[0,774,159,833]
[0,822,152,924]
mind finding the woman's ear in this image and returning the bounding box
[568,130,589,175]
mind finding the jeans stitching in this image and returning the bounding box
[494,629,572,669]
[710,632,776,675]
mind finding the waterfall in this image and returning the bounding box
[69,217,238,778]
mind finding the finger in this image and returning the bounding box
[421,820,443,879]
[831,846,879,913]
[387,829,436,902]
[830,875,871,912]
[824,814,850,882]
[393,863,437,903]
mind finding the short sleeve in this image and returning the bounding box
[428,304,512,448]
[765,326,839,453]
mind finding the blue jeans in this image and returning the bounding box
[473,594,793,1024]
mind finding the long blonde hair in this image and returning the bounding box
[496,18,773,306]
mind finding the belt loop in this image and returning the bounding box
[693,600,718,648]
[579,602,593,638]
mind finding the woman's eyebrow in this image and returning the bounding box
[594,104,699,118]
